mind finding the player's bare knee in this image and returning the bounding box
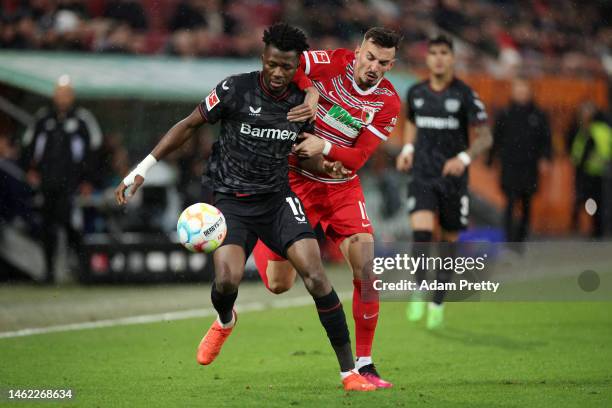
[266,262,295,294]
[268,280,291,294]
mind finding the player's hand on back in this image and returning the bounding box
[395,151,414,171]
[293,132,325,157]
[441,157,466,177]
[115,175,144,205]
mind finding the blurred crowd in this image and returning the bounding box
[1,0,611,77]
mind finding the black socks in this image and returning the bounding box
[314,288,353,372]
[211,283,238,324]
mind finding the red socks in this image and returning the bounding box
[352,279,379,357]
[255,244,381,358]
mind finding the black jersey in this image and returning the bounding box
[198,71,313,194]
[406,78,488,180]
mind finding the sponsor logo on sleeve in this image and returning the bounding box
[312,51,330,64]
[205,89,220,111]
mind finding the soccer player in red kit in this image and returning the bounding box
[253,27,401,388]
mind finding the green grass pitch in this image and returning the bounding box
[1,302,611,407]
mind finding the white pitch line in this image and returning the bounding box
[0,292,350,340]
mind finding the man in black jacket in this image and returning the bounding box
[22,76,102,283]
[490,77,551,242]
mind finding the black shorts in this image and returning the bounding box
[212,187,315,258]
[407,176,469,231]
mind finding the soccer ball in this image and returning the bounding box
[177,203,227,253]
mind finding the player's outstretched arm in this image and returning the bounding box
[115,107,205,205]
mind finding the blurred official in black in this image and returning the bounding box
[490,78,551,242]
[22,76,102,283]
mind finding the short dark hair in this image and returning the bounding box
[364,27,402,50]
[428,34,454,51]
[263,22,309,54]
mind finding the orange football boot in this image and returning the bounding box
[196,311,237,365]
[342,372,377,391]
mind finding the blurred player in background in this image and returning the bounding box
[22,76,102,284]
[115,23,376,391]
[569,102,612,238]
[396,35,492,329]
[253,27,402,388]
[489,77,552,243]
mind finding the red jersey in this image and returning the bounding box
[290,48,401,183]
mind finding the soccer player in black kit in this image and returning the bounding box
[115,23,375,391]
[396,35,492,329]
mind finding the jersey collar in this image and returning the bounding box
[258,72,290,100]
[349,59,382,96]
[427,77,456,94]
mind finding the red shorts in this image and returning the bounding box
[263,172,373,261]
